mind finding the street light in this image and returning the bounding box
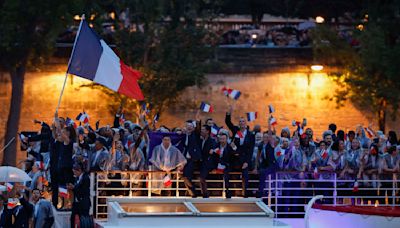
[315,16,325,24]
[310,65,324,71]
[251,34,258,39]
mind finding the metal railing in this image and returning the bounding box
[91,171,400,219]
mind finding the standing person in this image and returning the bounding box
[182,120,202,197]
[32,188,54,228]
[257,127,278,198]
[198,126,219,198]
[0,195,11,228]
[54,112,75,209]
[88,137,110,172]
[149,135,187,195]
[12,191,34,228]
[68,163,91,228]
[329,123,337,142]
[225,105,255,197]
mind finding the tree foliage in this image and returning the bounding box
[86,0,220,116]
[312,0,400,132]
[0,0,82,165]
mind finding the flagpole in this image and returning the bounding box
[55,14,85,113]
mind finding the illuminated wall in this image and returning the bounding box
[0,70,385,163]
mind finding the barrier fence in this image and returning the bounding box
[90,171,400,219]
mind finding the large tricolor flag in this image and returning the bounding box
[67,18,144,100]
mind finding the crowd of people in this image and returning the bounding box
[1,104,400,226]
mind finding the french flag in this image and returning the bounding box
[268,104,275,114]
[211,125,220,136]
[67,19,144,100]
[216,163,225,174]
[7,198,19,209]
[246,112,257,122]
[365,127,374,138]
[163,174,172,187]
[153,113,160,123]
[35,161,45,170]
[200,102,213,113]
[6,182,13,192]
[229,90,241,100]
[76,112,89,124]
[270,116,277,126]
[65,117,77,128]
[221,86,232,96]
[119,113,125,125]
[59,186,69,198]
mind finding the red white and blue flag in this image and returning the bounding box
[119,113,125,125]
[270,116,277,126]
[76,112,89,124]
[6,182,13,192]
[59,186,69,198]
[365,127,374,138]
[7,198,19,209]
[211,125,220,136]
[35,161,45,170]
[163,174,172,187]
[268,104,275,113]
[246,112,257,122]
[65,117,77,128]
[216,163,225,174]
[200,102,213,113]
[67,19,144,100]
[221,87,241,100]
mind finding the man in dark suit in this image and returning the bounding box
[200,131,234,198]
[182,120,202,197]
[12,191,34,228]
[68,163,91,228]
[199,125,217,197]
[257,128,279,198]
[225,106,255,197]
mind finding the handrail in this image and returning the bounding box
[92,170,400,219]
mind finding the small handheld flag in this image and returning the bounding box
[119,113,126,125]
[6,182,13,192]
[221,87,241,100]
[313,167,319,179]
[353,179,359,192]
[268,104,275,114]
[200,102,213,113]
[229,90,241,100]
[7,198,19,209]
[163,174,172,187]
[216,163,225,174]
[35,161,45,170]
[65,118,77,128]
[153,113,160,123]
[365,127,374,138]
[59,186,69,198]
[270,117,277,126]
[246,112,257,122]
[76,112,89,124]
[211,125,220,136]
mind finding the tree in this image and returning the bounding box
[312,0,400,132]
[85,0,219,117]
[0,0,81,165]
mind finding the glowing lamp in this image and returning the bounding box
[311,65,324,71]
[315,16,325,24]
